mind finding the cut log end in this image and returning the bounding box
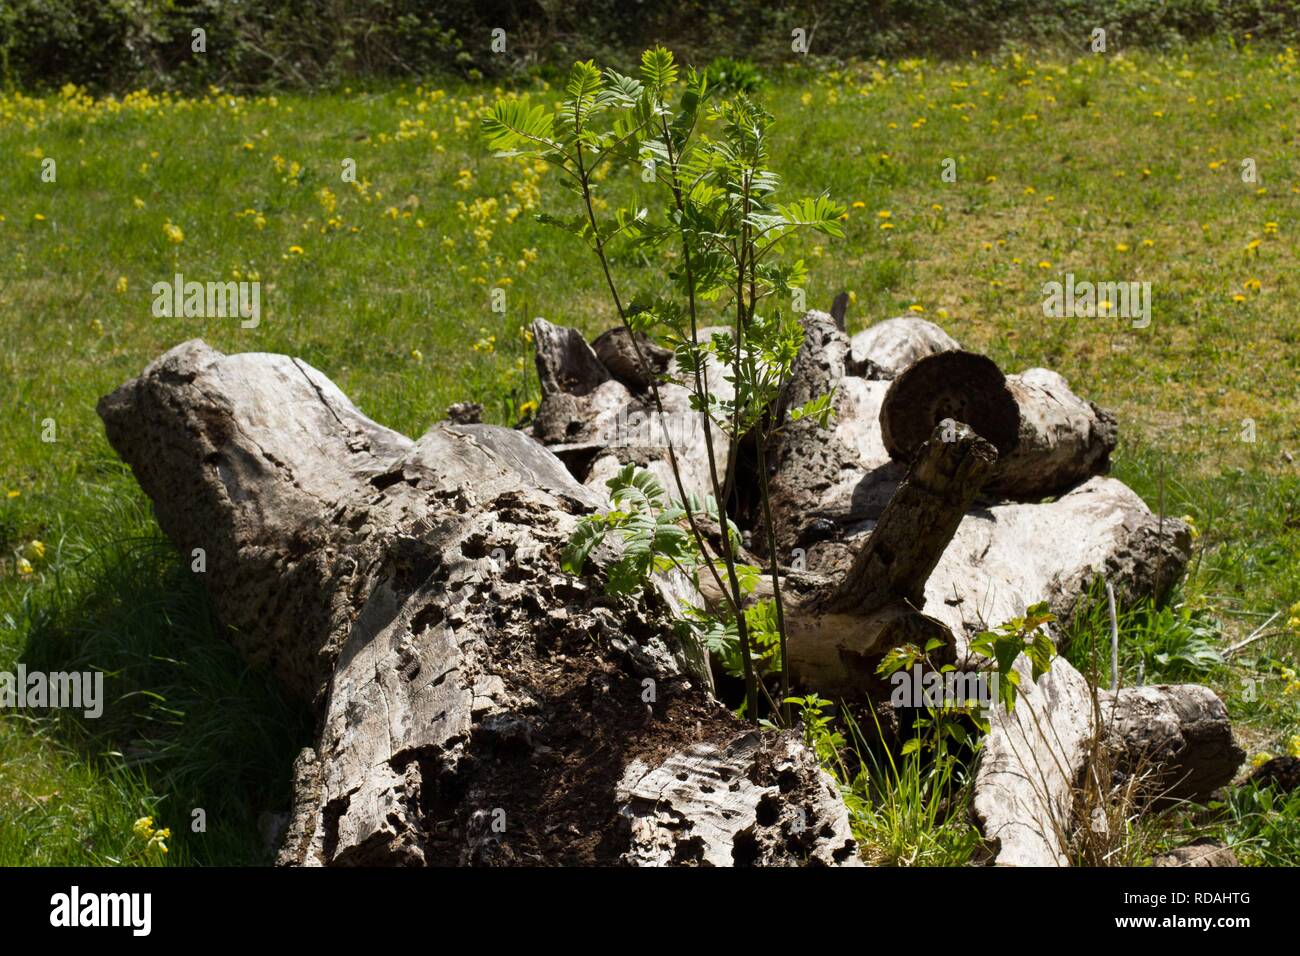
[880,351,1021,462]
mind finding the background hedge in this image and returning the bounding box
[3,0,1300,92]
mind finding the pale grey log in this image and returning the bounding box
[99,339,860,867]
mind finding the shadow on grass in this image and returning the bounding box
[12,487,313,866]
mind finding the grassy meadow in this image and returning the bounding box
[1,39,1298,865]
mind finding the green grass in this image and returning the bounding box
[2,38,1298,864]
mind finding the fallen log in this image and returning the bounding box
[1098,683,1244,802]
[974,669,1243,866]
[753,308,1227,866]
[525,306,1220,870]
[973,657,1095,867]
[98,339,859,867]
[880,351,1119,500]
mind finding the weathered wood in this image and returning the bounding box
[99,339,860,867]
[618,731,860,866]
[1152,842,1239,867]
[880,350,1118,500]
[531,318,723,505]
[824,420,998,615]
[848,316,959,379]
[1098,683,1244,801]
[532,317,609,397]
[973,657,1095,867]
[880,351,1020,462]
[591,327,673,392]
[759,316,1188,651]
[766,310,884,557]
[699,421,993,697]
[974,672,1244,866]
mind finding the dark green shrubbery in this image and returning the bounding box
[3,0,1300,92]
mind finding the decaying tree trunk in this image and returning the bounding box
[98,340,860,866]
[1098,683,1244,802]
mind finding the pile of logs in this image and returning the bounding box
[96,301,1246,867]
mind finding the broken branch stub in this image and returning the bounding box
[765,420,996,697]
[824,420,998,615]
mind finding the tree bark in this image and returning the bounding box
[1098,683,1244,802]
